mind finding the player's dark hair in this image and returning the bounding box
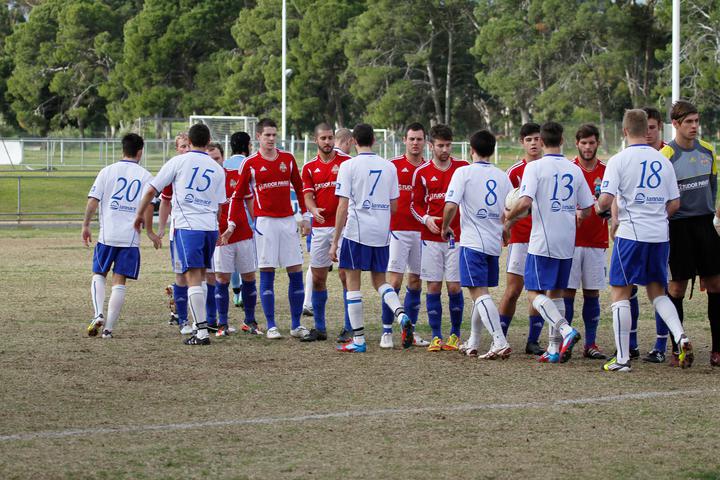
[670,100,698,123]
[405,122,426,137]
[208,141,224,157]
[642,107,662,124]
[353,123,374,147]
[230,131,250,156]
[469,130,496,158]
[314,122,334,137]
[575,123,600,142]
[540,122,564,148]
[519,122,541,140]
[257,118,278,133]
[429,124,453,143]
[188,124,211,148]
[122,133,144,158]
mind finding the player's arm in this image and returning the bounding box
[609,198,619,240]
[226,164,250,238]
[245,196,254,223]
[441,201,459,241]
[144,200,162,249]
[329,196,349,262]
[157,196,171,238]
[666,198,680,218]
[410,172,439,234]
[505,195,532,223]
[134,186,160,232]
[290,158,307,214]
[82,197,99,247]
[390,198,398,215]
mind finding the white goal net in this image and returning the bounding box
[189,115,259,154]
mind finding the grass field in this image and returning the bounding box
[0,227,718,479]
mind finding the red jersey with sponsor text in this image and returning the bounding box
[222,169,253,244]
[507,160,532,244]
[410,158,466,242]
[391,155,425,232]
[301,151,351,227]
[573,157,608,248]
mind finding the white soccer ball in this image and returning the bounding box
[504,187,530,219]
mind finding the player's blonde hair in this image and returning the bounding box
[174,132,189,149]
[623,109,648,138]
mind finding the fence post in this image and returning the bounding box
[81,140,84,168]
[303,134,308,164]
[46,139,50,173]
[17,176,21,223]
[60,139,64,165]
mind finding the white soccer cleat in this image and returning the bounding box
[478,343,512,360]
[227,326,237,334]
[266,327,283,339]
[379,332,394,349]
[290,326,310,339]
[459,341,479,357]
[179,324,194,335]
[412,332,430,347]
[101,329,113,339]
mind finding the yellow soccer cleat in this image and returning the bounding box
[427,336,443,352]
[442,333,460,351]
[87,314,104,337]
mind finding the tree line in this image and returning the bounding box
[1,0,718,139]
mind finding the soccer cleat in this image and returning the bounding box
[583,344,608,360]
[101,329,113,339]
[215,326,230,337]
[290,326,311,339]
[241,322,264,335]
[227,326,238,334]
[538,351,560,363]
[302,305,314,317]
[184,335,210,345]
[379,332,394,349]
[168,312,180,326]
[336,328,352,343]
[399,313,414,349]
[525,341,544,356]
[300,328,328,342]
[206,324,219,333]
[427,336,444,352]
[630,348,640,360]
[412,333,430,347]
[179,323,194,335]
[442,333,460,351]
[602,357,632,372]
[669,352,680,367]
[478,344,512,360]
[87,315,104,337]
[710,351,720,367]
[233,293,243,308]
[459,342,479,357]
[678,335,694,369]
[336,341,367,353]
[559,329,581,363]
[266,327,283,339]
[642,349,666,364]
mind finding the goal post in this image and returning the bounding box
[189,116,259,156]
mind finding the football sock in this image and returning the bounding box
[426,293,443,339]
[582,295,601,347]
[665,294,684,352]
[204,282,217,327]
[500,314,512,336]
[468,301,482,348]
[477,295,507,347]
[231,271,241,293]
[241,280,257,324]
[527,315,544,344]
[188,285,208,339]
[311,289,328,332]
[303,268,313,310]
[343,289,352,331]
[259,271,276,329]
[287,271,304,329]
[404,287,422,325]
[629,286,639,350]
[381,290,396,334]
[215,282,229,326]
[552,297,574,338]
[91,274,105,318]
[547,326,561,355]
[564,297,575,325]
[105,285,126,333]
[346,291,365,345]
[653,295,684,345]
[708,292,720,352]
[612,300,632,364]
[173,284,188,324]
[449,291,464,337]
[532,295,569,333]
[653,311,670,353]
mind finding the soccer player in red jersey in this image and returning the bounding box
[227,118,310,339]
[498,123,546,355]
[299,123,352,342]
[562,124,609,360]
[410,124,466,352]
[382,122,429,348]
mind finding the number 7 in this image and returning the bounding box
[369,170,382,195]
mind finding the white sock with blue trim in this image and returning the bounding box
[91,274,105,318]
[346,290,365,345]
[612,300,632,364]
[378,283,403,318]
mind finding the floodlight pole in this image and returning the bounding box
[281,0,287,147]
[672,0,680,103]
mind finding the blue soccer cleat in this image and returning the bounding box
[399,313,414,349]
[559,328,581,363]
[538,351,560,363]
[336,341,367,353]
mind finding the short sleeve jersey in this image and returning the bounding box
[506,160,533,244]
[390,155,426,232]
[88,160,153,248]
[150,151,226,231]
[410,158,467,242]
[445,162,513,256]
[221,169,253,244]
[660,139,717,220]
[223,154,246,171]
[520,154,595,259]
[335,152,400,247]
[301,151,352,227]
[601,144,680,243]
[573,157,609,248]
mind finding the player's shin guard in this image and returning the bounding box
[204,282,217,327]
[346,291,364,344]
[612,300,632,364]
[215,282,229,326]
[629,286,639,350]
[532,295,568,332]
[476,295,507,347]
[173,284,188,324]
[426,293,443,339]
[188,285,208,339]
[381,290,397,334]
[708,292,720,353]
[449,292,464,337]
[311,289,328,332]
[259,271,276,329]
[288,271,304,329]
[241,280,257,324]
[404,287,422,325]
[528,315,544,343]
[564,297,575,325]
[653,295,684,345]
[343,289,351,331]
[105,285,126,332]
[582,296,601,347]
[91,274,105,318]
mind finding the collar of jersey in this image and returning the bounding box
[357,152,375,156]
[544,153,565,158]
[472,160,490,165]
[628,143,649,148]
[119,159,139,163]
[189,150,209,156]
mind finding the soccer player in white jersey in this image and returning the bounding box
[135,124,227,345]
[84,134,155,338]
[442,130,512,359]
[505,122,594,364]
[596,109,694,372]
[329,124,413,352]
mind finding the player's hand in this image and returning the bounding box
[301,219,311,236]
[220,225,234,245]
[133,215,145,233]
[82,226,92,247]
[440,227,452,241]
[329,241,338,262]
[425,216,441,234]
[147,232,162,250]
[502,224,511,246]
[310,207,325,225]
[157,227,165,239]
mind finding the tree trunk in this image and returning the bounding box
[519,108,530,126]
[426,59,443,125]
[444,27,453,125]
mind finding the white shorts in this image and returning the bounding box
[310,227,337,268]
[388,231,422,275]
[506,242,529,276]
[213,238,258,274]
[567,246,607,290]
[420,240,460,282]
[255,216,304,269]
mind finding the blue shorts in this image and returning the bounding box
[339,237,389,272]
[173,229,218,273]
[524,254,572,291]
[92,243,140,279]
[609,237,669,287]
[459,247,499,288]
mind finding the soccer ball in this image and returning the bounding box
[504,187,530,219]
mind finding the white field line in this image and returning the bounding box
[1,388,716,443]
